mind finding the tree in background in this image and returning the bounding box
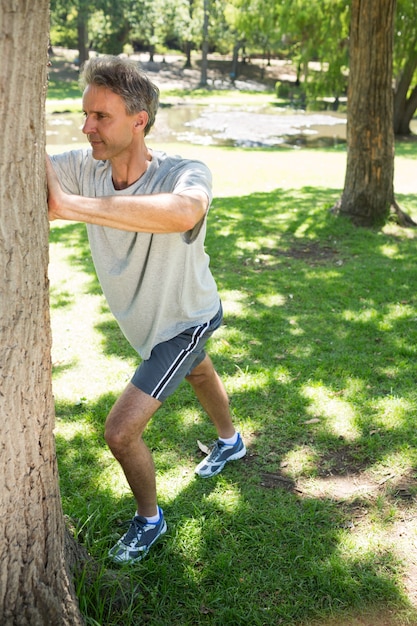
[200,0,210,84]
[48,0,417,133]
[277,0,350,104]
[77,0,90,65]
[181,0,198,67]
[230,0,282,67]
[333,0,415,227]
[0,0,83,623]
[50,0,92,64]
[128,0,183,61]
[393,0,417,135]
[174,0,235,72]
[89,1,132,57]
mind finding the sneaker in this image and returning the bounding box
[108,507,167,564]
[195,433,246,478]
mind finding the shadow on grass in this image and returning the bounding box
[52,185,417,624]
[55,389,414,625]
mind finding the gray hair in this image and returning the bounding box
[80,55,160,136]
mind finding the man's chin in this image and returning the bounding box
[90,145,108,160]
[92,153,109,161]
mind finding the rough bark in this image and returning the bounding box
[332,0,414,227]
[0,1,84,624]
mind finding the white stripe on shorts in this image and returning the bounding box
[150,320,210,399]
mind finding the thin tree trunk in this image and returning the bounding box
[184,41,193,68]
[0,1,83,623]
[231,41,241,82]
[200,0,209,87]
[184,0,194,68]
[77,0,89,67]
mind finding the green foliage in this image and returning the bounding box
[275,80,290,99]
[206,0,237,55]
[394,0,417,74]
[275,79,306,103]
[50,4,78,49]
[89,9,129,55]
[48,0,417,124]
[229,0,283,57]
[277,0,350,100]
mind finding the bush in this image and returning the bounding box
[275,80,306,107]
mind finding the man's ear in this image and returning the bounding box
[133,110,149,132]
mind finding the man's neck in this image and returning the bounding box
[111,148,152,190]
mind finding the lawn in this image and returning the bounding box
[48,74,417,625]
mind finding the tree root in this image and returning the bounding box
[331,197,417,228]
[389,198,417,227]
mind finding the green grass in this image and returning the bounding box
[47,76,81,101]
[48,82,417,625]
[46,52,82,113]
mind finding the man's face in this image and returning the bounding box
[82,84,139,161]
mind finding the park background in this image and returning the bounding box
[46,2,417,625]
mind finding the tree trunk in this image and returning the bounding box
[184,0,194,68]
[0,1,83,624]
[77,0,90,67]
[200,0,209,87]
[333,0,397,227]
[231,41,241,82]
[184,41,193,68]
[393,47,417,135]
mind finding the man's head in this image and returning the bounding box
[80,55,160,136]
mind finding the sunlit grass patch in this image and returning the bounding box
[302,382,360,440]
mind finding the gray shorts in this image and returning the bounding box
[131,303,223,402]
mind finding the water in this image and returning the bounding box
[46,103,348,149]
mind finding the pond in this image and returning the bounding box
[46,102,348,149]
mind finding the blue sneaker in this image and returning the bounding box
[108,507,167,564]
[195,433,246,478]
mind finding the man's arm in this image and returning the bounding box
[46,156,208,233]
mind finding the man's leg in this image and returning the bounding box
[185,354,235,438]
[104,382,161,518]
[186,354,246,478]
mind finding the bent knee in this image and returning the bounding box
[104,426,123,457]
[185,370,210,388]
[186,364,218,389]
[104,423,138,459]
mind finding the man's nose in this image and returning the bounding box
[82,116,95,134]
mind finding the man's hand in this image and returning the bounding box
[46,155,65,221]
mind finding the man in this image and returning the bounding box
[47,55,246,565]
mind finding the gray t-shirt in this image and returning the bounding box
[51,148,220,360]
